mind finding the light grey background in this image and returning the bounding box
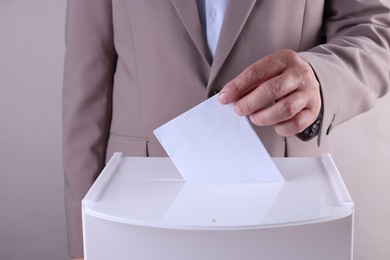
[0,0,67,259]
[0,1,389,260]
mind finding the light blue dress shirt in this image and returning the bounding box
[197,0,227,59]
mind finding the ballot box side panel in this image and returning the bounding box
[83,213,353,260]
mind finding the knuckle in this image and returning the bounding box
[283,49,299,62]
[295,67,309,82]
[292,117,306,132]
[269,81,282,98]
[246,64,265,82]
[301,67,317,85]
[300,66,312,77]
[281,101,297,119]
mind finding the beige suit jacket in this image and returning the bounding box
[63,0,390,256]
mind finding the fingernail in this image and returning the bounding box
[218,91,229,104]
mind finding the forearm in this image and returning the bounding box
[299,0,390,139]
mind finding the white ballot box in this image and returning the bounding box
[82,153,354,260]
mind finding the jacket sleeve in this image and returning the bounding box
[62,0,116,256]
[299,0,390,145]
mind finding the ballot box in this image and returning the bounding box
[82,153,354,260]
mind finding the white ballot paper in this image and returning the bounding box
[153,95,284,183]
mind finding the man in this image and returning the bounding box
[63,0,390,258]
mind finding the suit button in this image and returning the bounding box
[208,87,221,98]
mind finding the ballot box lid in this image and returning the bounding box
[82,153,353,230]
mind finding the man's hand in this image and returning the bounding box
[218,49,321,137]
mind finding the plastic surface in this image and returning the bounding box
[83,153,353,230]
[82,153,354,260]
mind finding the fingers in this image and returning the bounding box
[249,90,320,136]
[249,91,307,126]
[218,51,287,104]
[274,109,317,137]
[233,69,302,116]
[218,49,322,136]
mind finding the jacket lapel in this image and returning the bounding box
[208,0,257,88]
[171,0,211,65]
[171,0,257,89]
